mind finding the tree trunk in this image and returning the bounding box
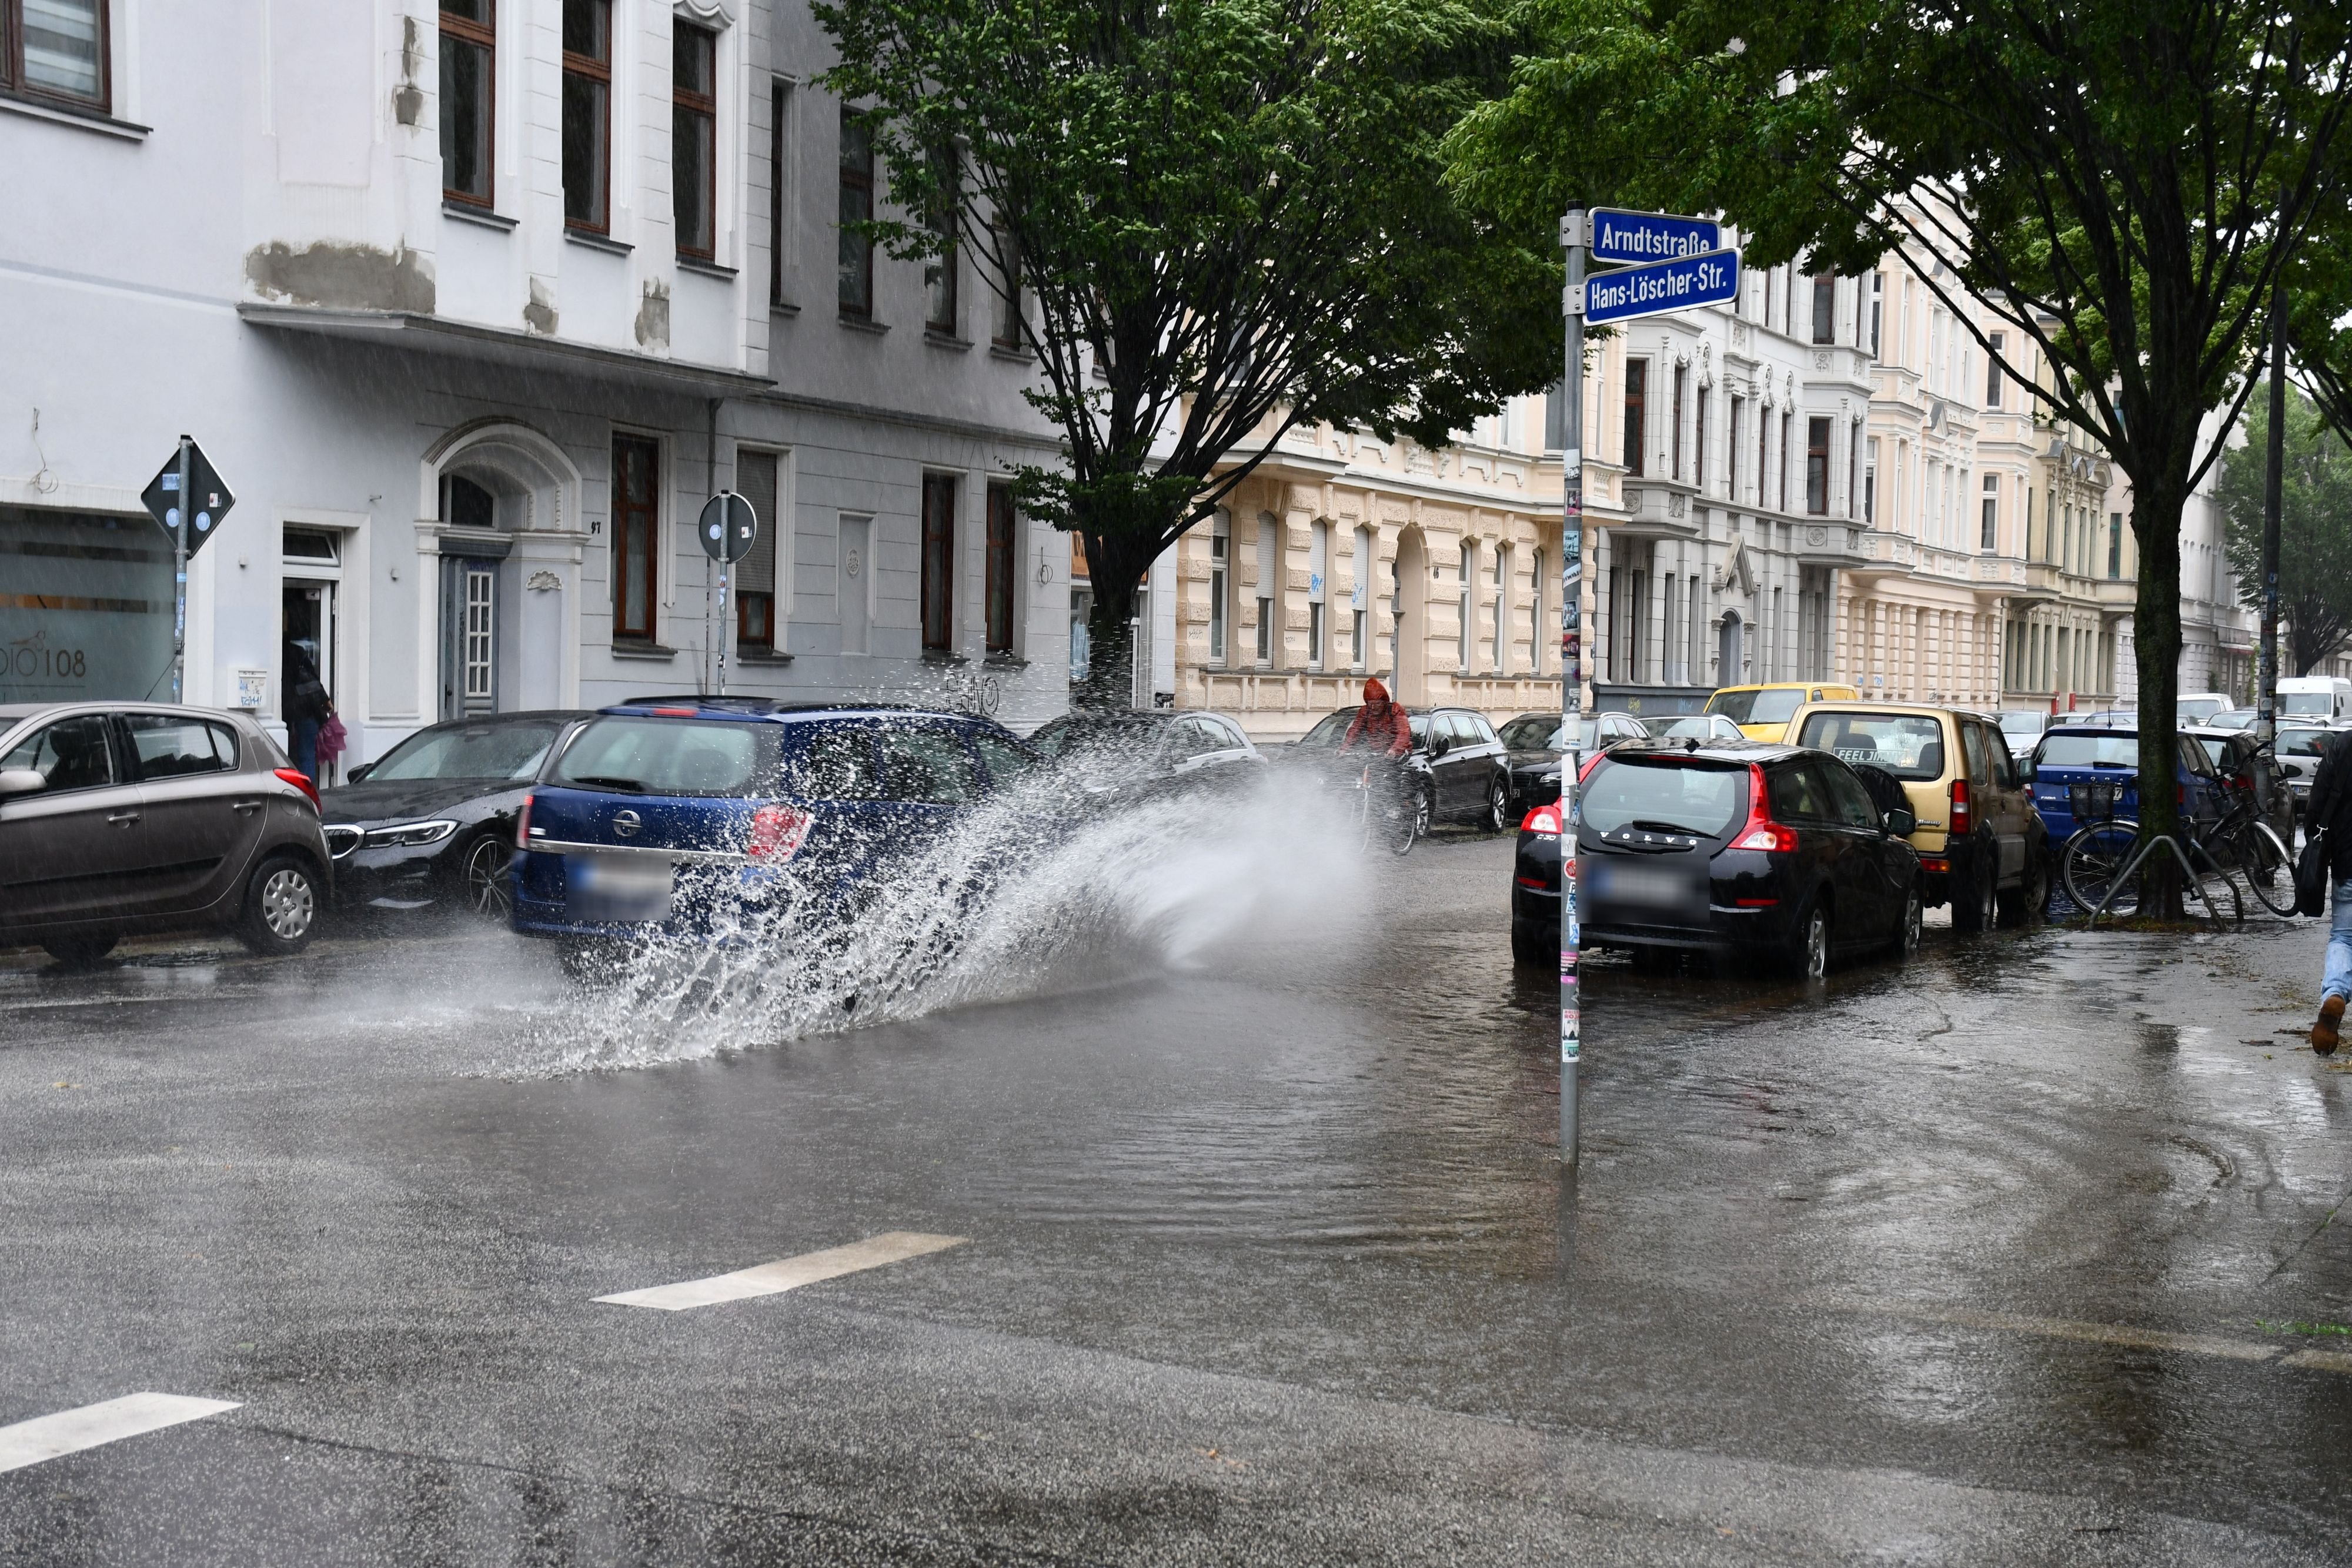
[1073,527,1151,711]
[2130,480,2188,919]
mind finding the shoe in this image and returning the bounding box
[2314,995,2345,1056]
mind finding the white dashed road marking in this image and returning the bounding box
[596,1231,968,1311]
[0,1393,241,1474]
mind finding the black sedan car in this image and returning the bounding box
[1292,704,1516,833]
[1496,710,1650,817]
[1511,739,1920,979]
[320,710,589,918]
[1026,710,1262,801]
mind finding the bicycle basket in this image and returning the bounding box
[2067,780,2124,820]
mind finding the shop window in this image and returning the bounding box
[440,1,495,206]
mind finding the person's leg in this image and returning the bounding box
[2314,878,2352,1054]
[293,718,319,779]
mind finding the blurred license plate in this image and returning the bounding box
[1592,861,1693,906]
[567,853,673,921]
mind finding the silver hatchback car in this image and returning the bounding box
[0,702,332,965]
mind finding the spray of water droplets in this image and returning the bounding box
[483,767,1369,1076]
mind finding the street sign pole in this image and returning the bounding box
[172,436,192,703]
[717,560,731,698]
[696,492,759,700]
[1560,210,1586,1171]
[2257,279,2285,786]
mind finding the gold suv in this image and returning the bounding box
[1783,700,2050,932]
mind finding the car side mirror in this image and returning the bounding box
[1885,807,1917,837]
[2017,760,2035,783]
[1428,734,1449,757]
[0,768,46,798]
[345,761,374,783]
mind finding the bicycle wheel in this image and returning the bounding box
[2239,820,2297,916]
[2062,819,2143,918]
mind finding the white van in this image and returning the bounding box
[2276,676,2352,721]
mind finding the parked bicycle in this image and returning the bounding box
[2059,756,2294,918]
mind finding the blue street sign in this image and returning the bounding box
[1589,208,1721,265]
[1583,248,1741,325]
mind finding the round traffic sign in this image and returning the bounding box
[696,492,759,564]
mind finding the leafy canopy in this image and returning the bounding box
[2217,384,2352,677]
[816,0,1560,591]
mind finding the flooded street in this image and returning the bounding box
[4,831,2350,1563]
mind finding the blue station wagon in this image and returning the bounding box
[2027,724,2230,844]
[509,700,1038,961]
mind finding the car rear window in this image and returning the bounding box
[1707,688,1802,725]
[1581,757,1750,839]
[1795,712,1946,781]
[370,720,565,781]
[551,716,778,796]
[2037,733,2138,768]
[2279,728,2334,759]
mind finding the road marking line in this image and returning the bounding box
[0,1393,241,1474]
[596,1231,968,1312]
[1823,1298,2297,1365]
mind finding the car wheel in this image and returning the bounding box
[1895,886,1923,959]
[236,854,321,956]
[1786,899,1830,982]
[1485,777,1510,834]
[1999,847,2050,926]
[462,835,515,922]
[41,932,118,968]
[1953,848,1996,934]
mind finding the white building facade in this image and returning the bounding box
[1,0,1070,768]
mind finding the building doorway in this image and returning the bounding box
[283,527,342,781]
[1717,611,1745,686]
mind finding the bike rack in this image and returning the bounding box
[2083,833,2241,928]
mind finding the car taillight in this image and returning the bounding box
[273,767,320,812]
[1522,803,1562,835]
[1949,776,1971,836]
[1730,761,1800,852]
[514,793,533,849]
[747,804,812,861]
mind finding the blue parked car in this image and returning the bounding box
[2027,724,2230,845]
[509,699,1039,970]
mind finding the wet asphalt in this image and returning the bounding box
[4,831,2352,1564]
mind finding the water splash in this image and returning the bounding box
[490,767,1367,1076]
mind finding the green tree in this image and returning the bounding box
[816,0,1558,705]
[2218,384,2352,678]
[1445,0,2351,913]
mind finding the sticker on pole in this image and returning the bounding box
[1584,249,1742,326]
[1588,208,1722,265]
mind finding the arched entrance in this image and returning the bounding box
[415,421,583,718]
[1392,526,1429,704]
[1717,611,1745,687]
